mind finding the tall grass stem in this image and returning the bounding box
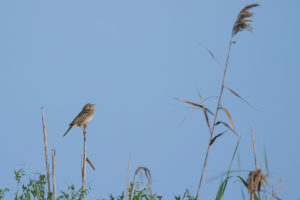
[41,107,51,193]
[196,37,234,200]
[52,148,56,200]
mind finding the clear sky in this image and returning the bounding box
[0,0,299,199]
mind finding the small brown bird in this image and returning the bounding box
[63,103,95,137]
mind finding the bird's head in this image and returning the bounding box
[84,103,96,110]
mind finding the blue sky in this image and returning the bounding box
[0,0,299,199]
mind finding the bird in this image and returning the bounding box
[63,103,95,137]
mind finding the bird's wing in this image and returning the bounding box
[70,109,90,125]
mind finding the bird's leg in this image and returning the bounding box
[83,125,87,135]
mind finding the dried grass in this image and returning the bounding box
[175,98,214,115]
[220,107,235,136]
[224,86,257,110]
[198,92,212,135]
[247,169,268,198]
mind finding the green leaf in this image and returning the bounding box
[215,177,230,200]
[215,139,240,200]
[237,176,259,200]
[264,147,269,175]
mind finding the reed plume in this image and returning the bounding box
[232,4,260,36]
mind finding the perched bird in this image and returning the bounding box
[63,103,95,137]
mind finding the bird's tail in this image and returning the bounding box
[63,125,75,137]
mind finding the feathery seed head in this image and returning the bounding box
[232,4,260,36]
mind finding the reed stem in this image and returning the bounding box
[196,37,234,199]
[52,148,56,200]
[41,107,51,194]
[81,126,87,200]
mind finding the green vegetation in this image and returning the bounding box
[0,169,88,200]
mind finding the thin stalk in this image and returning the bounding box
[81,151,83,172]
[196,36,234,199]
[251,127,258,170]
[52,149,56,200]
[86,158,96,170]
[130,174,137,200]
[41,107,51,193]
[125,153,132,200]
[81,126,87,200]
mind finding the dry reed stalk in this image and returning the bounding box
[52,149,56,200]
[41,107,51,193]
[81,151,83,172]
[196,32,233,200]
[125,153,132,200]
[130,167,152,200]
[81,126,87,200]
[195,4,259,199]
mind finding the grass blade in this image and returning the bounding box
[209,131,227,145]
[197,92,212,135]
[197,41,223,69]
[215,139,240,200]
[224,86,257,110]
[175,98,214,115]
[215,177,230,200]
[220,107,235,134]
[264,148,269,175]
[227,139,240,177]
[215,121,237,136]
